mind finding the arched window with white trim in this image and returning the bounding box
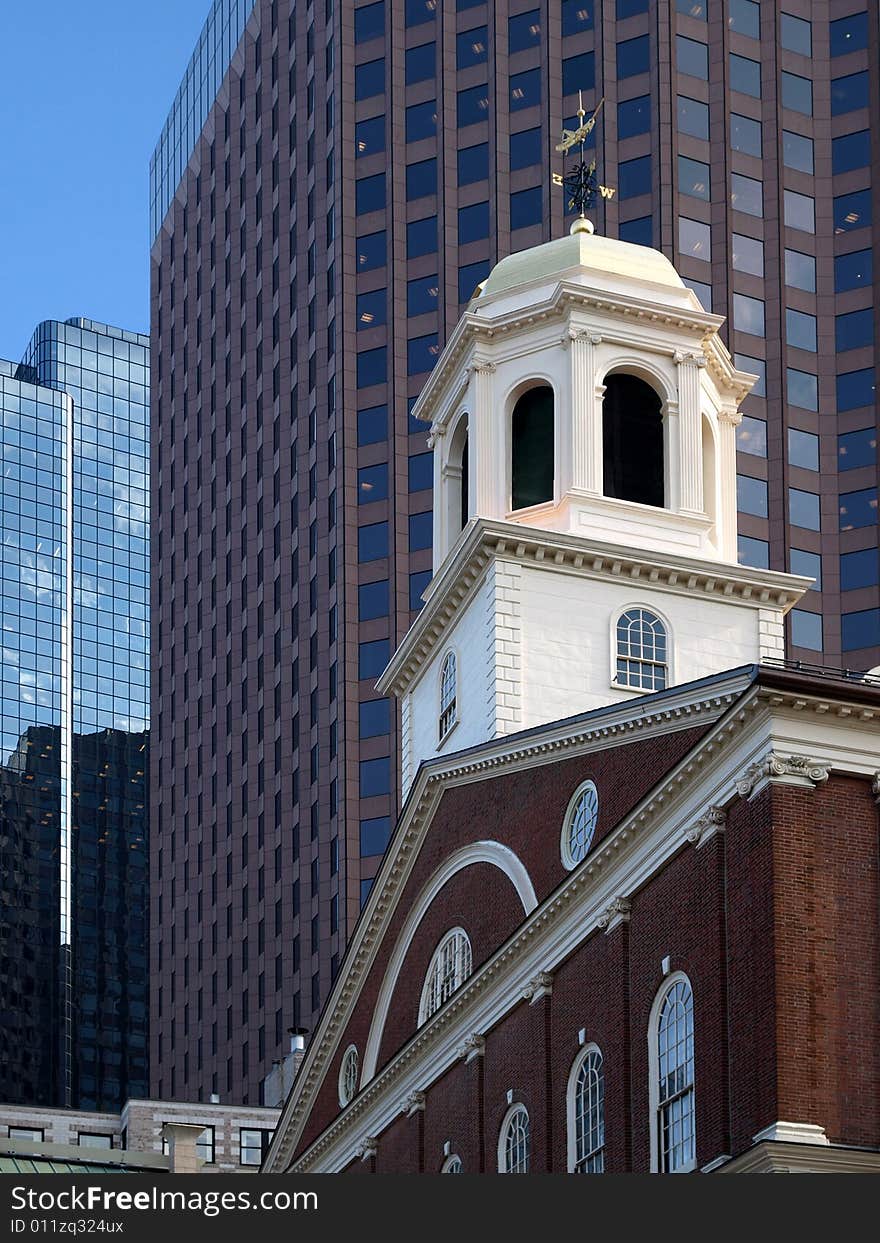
[567,1046,605,1172]
[439,650,457,742]
[614,608,668,691]
[441,1154,463,1173]
[498,1104,530,1173]
[338,1045,359,1108]
[650,975,695,1173]
[418,927,473,1024]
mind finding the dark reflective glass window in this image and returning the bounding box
[619,216,653,246]
[732,232,763,276]
[355,58,385,100]
[410,569,432,611]
[832,130,870,175]
[785,249,815,292]
[358,521,389,562]
[619,35,650,79]
[360,755,391,796]
[458,84,490,127]
[409,510,433,550]
[790,609,823,651]
[842,609,880,652]
[619,95,651,138]
[406,157,437,200]
[562,52,595,95]
[511,186,543,229]
[360,701,390,744]
[836,308,874,353]
[838,426,877,471]
[738,534,769,568]
[457,26,488,68]
[406,0,435,26]
[785,189,814,232]
[734,292,765,336]
[789,487,820,530]
[459,258,490,302]
[360,815,391,856]
[677,95,708,139]
[511,67,541,111]
[617,0,648,15]
[736,415,767,456]
[408,333,440,375]
[835,249,873,292]
[788,428,819,471]
[731,172,762,216]
[677,35,708,79]
[407,274,440,317]
[780,13,811,55]
[356,173,386,214]
[406,42,436,84]
[679,155,710,200]
[356,346,387,388]
[459,200,490,243]
[359,581,390,622]
[357,230,386,270]
[357,288,386,330]
[790,549,821,589]
[355,115,385,157]
[833,188,871,233]
[837,367,875,411]
[786,308,817,352]
[511,128,542,171]
[509,11,541,51]
[618,154,651,199]
[731,113,761,156]
[728,0,759,39]
[409,451,433,492]
[562,0,594,36]
[737,474,768,518]
[734,353,767,396]
[730,54,761,98]
[406,100,438,143]
[832,72,870,116]
[357,404,388,446]
[676,0,706,15]
[458,142,489,183]
[830,12,868,57]
[355,2,384,43]
[839,487,878,531]
[841,549,879,592]
[407,216,437,257]
[782,72,812,116]
[783,130,814,174]
[359,638,390,679]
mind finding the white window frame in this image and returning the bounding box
[497,1103,530,1173]
[566,1043,605,1173]
[441,1153,463,1173]
[438,649,458,744]
[648,971,696,1173]
[611,605,671,693]
[418,927,473,1024]
[560,779,599,870]
[338,1044,360,1108]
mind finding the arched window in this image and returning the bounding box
[602,374,664,508]
[561,780,599,869]
[439,651,457,742]
[615,608,668,691]
[498,1104,530,1173]
[511,385,554,511]
[568,1046,605,1173]
[338,1045,359,1108]
[419,928,473,1024]
[441,1154,463,1173]
[651,976,695,1173]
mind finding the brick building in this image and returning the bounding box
[263,225,880,1173]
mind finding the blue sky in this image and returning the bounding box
[0,1,210,361]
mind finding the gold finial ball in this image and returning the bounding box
[570,217,595,236]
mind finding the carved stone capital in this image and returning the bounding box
[356,1135,378,1161]
[457,1032,486,1063]
[685,805,727,849]
[717,404,743,427]
[401,1090,425,1117]
[470,359,496,377]
[872,771,880,805]
[596,896,632,934]
[674,348,706,368]
[521,971,553,1005]
[736,753,832,799]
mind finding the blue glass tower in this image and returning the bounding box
[0,318,149,1110]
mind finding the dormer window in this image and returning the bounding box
[439,650,457,741]
[511,385,554,510]
[603,374,664,508]
[614,608,668,691]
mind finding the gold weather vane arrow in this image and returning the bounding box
[551,93,615,215]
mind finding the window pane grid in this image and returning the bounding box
[439,652,457,740]
[503,1108,530,1173]
[616,609,668,690]
[657,981,695,1172]
[421,929,472,1022]
[574,1051,605,1173]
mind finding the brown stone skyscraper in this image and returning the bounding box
[150,0,879,1103]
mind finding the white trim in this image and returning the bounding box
[440,1153,463,1173]
[497,1103,530,1173]
[752,1121,829,1147]
[507,377,558,512]
[418,927,473,1025]
[361,841,537,1085]
[566,1043,604,1173]
[337,1046,359,1109]
[561,780,599,870]
[648,972,696,1174]
[610,603,673,694]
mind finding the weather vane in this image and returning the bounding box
[552,93,615,218]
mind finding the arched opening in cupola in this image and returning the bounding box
[446,414,469,542]
[602,374,664,508]
[511,385,554,511]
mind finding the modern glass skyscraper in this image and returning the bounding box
[0,318,149,1110]
[151,0,879,1103]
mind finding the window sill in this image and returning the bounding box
[437,716,460,750]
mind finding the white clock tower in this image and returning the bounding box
[378,221,810,796]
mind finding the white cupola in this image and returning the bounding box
[379,223,810,796]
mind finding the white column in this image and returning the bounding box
[676,350,705,516]
[470,358,498,515]
[717,405,742,562]
[569,329,599,493]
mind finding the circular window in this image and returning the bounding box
[561,780,599,869]
[338,1045,359,1107]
